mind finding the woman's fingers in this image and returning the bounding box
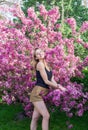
[58,84,67,91]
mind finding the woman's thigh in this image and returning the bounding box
[32,107,41,119]
[33,101,49,117]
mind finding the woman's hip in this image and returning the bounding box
[30,86,49,102]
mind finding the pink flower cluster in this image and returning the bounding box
[80,21,88,33]
[0,5,88,118]
[66,18,77,35]
[48,6,60,24]
[76,38,88,49]
[39,4,48,21]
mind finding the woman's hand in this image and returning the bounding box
[57,84,67,92]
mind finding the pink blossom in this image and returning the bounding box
[0,4,88,119]
[39,4,48,21]
[80,21,88,33]
[66,17,76,35]
[27,7,37,19]
[83,43,88,49]
[77,109,84,116]
[55,23,61,29]
[68,124,73,129]
[48,7,60,23]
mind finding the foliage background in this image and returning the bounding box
[21,0,88,59]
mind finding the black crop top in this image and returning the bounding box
[35,67,52,89]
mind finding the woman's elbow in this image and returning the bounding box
[45,80,49,85]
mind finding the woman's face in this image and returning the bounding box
[35,49,45,60]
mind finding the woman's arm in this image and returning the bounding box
[51,75,57,84]
[51,75,67,91]
[37,62,66,91]
[37,62,58,89]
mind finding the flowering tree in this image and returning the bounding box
[0,4,88,118]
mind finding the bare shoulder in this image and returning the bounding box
[36,61,45,71]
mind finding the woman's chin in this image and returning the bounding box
[40,56,45,59]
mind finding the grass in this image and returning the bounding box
[0,103,88,130]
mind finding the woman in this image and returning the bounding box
[30,48,66,130]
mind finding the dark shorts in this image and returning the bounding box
[30,86,49,102]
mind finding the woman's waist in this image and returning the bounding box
[35,83,49,89]
[35,82,49,89]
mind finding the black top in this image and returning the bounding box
[35,67,52,89]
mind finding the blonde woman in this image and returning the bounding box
[30,48,66,130]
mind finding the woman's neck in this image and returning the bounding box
[39,59,51,70]
[39,59,45,63]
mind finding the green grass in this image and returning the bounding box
[0,103,88,130]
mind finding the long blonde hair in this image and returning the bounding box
[32,48,39,70]
[32,48,51,71]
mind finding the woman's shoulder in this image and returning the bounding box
[36,61,45,71]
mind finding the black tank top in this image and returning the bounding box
[35,67,52,89]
